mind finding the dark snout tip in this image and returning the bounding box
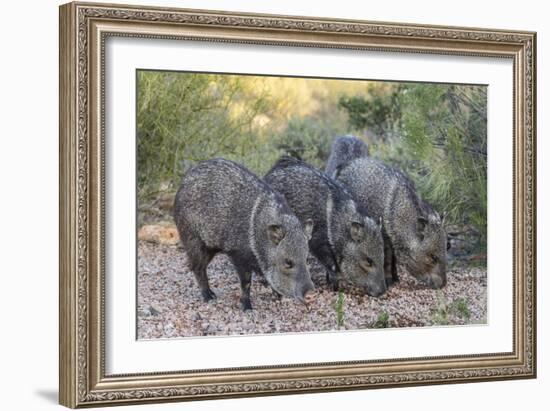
[362,276,387,297]
[366,285,386,298]
[427,275,447,289]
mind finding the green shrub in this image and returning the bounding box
[430,295,472,325]
[335,291,345,329]
[338,84,403,141]
[137,71,270,206]
[454,298,471,320]
[373,311,390,328]
[271,116,338,169]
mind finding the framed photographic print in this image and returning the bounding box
[59,1,537,408]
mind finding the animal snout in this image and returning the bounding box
[366,281,386,297]
[427,274,446,289]
[297,281,315,304]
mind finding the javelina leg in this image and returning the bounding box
[238,271,253,311]
[194,256,217,302]
[383,241,397,287]
[315,244,339,291]
[229,253,253,310]
[390,250,398,284]
[328,273,339,292]
[256,272,269,287]
[183,236,217,302]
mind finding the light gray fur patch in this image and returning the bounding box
[248,194,263,271]
[326,191,335,249]
[383,178,398,227]
[429,211,441,224]
[346,199,357,215]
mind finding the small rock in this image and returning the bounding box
[149,304,161,316]
[138,224,180,245]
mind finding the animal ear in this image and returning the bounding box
[267,224,285,245]
[417,217,428,233]
[350,221,364,242]
[303,218,314,241]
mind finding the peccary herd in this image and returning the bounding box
[173,136,448,310]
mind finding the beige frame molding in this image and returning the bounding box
[59,2,536,408]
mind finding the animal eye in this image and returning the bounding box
[284,259,294,269]
[365,257,373,267]
[447,240,451,251]
[431,254,439,264]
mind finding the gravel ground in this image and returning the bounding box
[137,241,487,339]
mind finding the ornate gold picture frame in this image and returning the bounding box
[59,2,536,408]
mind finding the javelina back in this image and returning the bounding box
[173,158,314,310]
[325,136,369,178]
[334,157,447,289]
[265,157,386,297]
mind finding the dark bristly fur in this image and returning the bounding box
[173,158,314,310]
[265,156,386,297]
[333,156,447,289]
[325,135,370,178]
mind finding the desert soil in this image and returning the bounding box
[137,240,487,339]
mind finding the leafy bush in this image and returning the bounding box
[398,84,487,248]
[373,311,390,328]
[137,71,270,206]
[271,116,337,169]
[338,84,403,141]
[335,291,345,329]
[430,295,472,325]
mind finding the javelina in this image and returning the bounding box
[265,157,386,297]
[325,136,369,178]
[173,158,315,310]
[333,156,447,289]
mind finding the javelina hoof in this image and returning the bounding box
[201,288,217,302]
[257,275,269,287]
[385,276,399,288]
[326,272,339,291]
[241,298,253,311]
[327,275,340,291]
[272,289,282,300]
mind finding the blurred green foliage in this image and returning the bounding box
[335,291,345,329]
[430,295,472,325]
[136,70,487,252]
[137,71,270,206]
[373,311,390,328]
[338,83,403,140]
[272,117,340,170]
